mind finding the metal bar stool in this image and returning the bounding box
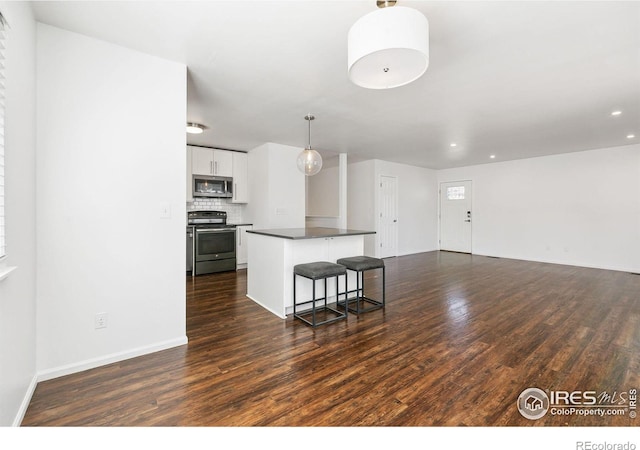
[337,256,385,315]
[293,261,348,327]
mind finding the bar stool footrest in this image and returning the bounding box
[339,296,384,314]
[294,305,346,327]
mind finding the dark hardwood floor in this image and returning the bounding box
[21,251,639,426]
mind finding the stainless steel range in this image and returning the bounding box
[187,210,236,276]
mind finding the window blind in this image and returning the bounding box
[0,12,6,258]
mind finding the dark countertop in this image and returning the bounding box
[187,223,252,229]
[246,227,375,240]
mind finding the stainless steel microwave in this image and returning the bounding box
[193,175,233,198]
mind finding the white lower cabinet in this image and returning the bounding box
[246,232,367,318]
[291,236,362,265]
[236,225,252,267]
[287,236,362,308]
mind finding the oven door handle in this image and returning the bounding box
[196,228,236,233]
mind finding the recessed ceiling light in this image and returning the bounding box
[450,143,457,148]
[490,155,496,159]
[627,134,636,139]
[186,122,205,134]
[611,110,622,116]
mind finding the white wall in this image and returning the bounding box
[0,1,38,427]
[247,142,305,229]
[36,24,187,379]
[306,155,339,217]
[348,159,438,257]
[347,159,377,255]
[246,143,270,229]
[375,160,439,257]
[306,153,348,229]
[437,145,640,272]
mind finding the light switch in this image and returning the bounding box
[160,202,171,219]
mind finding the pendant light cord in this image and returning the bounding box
[305,114,314,150]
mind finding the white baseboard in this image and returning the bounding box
[37,336,188,382]
[13,374,38,427]
[245,294,286,319]
[471,252,639,274]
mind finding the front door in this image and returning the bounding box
[440,181,472,253]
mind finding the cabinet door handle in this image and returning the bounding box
[234,183,237,200]
[214,161,218,174]
[209,161,213,174]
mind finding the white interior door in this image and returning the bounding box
[379,175,398,258]
[440,181,472,253]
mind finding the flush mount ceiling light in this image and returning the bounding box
[186,122,205,134]
[296,114,323,176]
[348,0,429,89]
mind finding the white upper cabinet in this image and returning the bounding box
[191,147,212,175]
[232,152,248,204]
[191,147,233,177]
[213,150,233,177]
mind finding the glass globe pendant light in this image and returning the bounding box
[296,114,323,176]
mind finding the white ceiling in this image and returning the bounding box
[32,1,640,169]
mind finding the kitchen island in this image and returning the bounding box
[246,227,375,318]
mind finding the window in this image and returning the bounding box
[0,12,6,258]
[446,186,465,200]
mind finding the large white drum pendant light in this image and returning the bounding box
[348,4,429,89]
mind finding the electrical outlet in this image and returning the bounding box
[95,313,108,329]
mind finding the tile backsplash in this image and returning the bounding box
[188,198,247,224]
